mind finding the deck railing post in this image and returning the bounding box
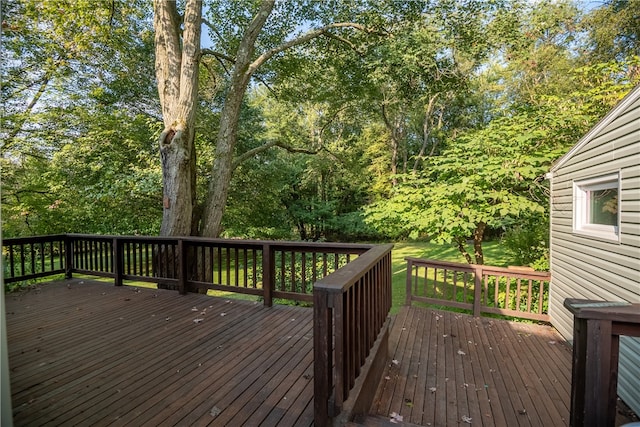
[262,243,274,307]
[178,239,188,295]
[113,237,123,286]
[405,259,414,306]
[64,235,73,279]
[473,265,482,317]
[313,288,333,427]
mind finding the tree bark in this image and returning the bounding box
[154,0,370,238]
[455,237,473,264]
[200,0,275,238]
[153,0,201,237]
[473,221,486,265]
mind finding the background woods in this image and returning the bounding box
[2,0,639,265]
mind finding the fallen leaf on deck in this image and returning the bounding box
[210,406,221,417]
[390,412,403,423]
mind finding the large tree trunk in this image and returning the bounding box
[154,0,363,239]
[199,0,275,238]
[153,0,201,237]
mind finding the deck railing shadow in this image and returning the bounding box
[2,233,393,426]
[405,257,551,322]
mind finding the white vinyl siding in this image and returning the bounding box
[549,85,640,416]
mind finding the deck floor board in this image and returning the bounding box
[8,279,635,426]
[371,306,574,427]
[6,280,314,427]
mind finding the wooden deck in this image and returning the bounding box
[369,305,573,427]
[6,280,636,426]
[6,279,314,426]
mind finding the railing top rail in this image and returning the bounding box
[405,257,476,272]
[478,265,551,278]
[64,233,374,252]
[315,243,393,294]
[3,234,67,244]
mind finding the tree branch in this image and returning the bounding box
[232,140,323,170]
[248,22,371,75]
[200,48,277,96]
[200,48,235,64]
[201,17,225,44]
[2,72,51,153]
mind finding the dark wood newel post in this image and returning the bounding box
[178,239,187,295]
[564,299,640,427]
[64,235,73,279]
[473,265,482,317]
[313,287,332,427]
[405,259,413,305]
[113,237,123,286]
[262,243,274,307]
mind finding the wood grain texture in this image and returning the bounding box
[6,279,314,426]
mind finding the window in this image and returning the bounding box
[573,173,620,241]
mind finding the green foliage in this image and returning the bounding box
[365,57,638,261]
[1,0,160,237]
[2,0,639,246]
[501,213,549,268]
[580,0,640,62]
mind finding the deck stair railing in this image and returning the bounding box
[313,243,393,426]
[406,257,551,322]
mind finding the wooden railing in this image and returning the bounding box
[3,234,373,306]
[314,243,393,426]
[406,257,551,322]
[4,234,394,424]
[3,234,68,283]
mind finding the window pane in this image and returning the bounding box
[589,188,618,226]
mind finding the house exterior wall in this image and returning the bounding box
[549,87,640,416]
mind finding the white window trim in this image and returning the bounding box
[573,172,621,242]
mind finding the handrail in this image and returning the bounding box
[3,234,373,307]
[313,243,393,426]
[406,257,551,322]
[3,235,68,283]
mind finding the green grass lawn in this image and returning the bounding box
[390,240,509,314]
